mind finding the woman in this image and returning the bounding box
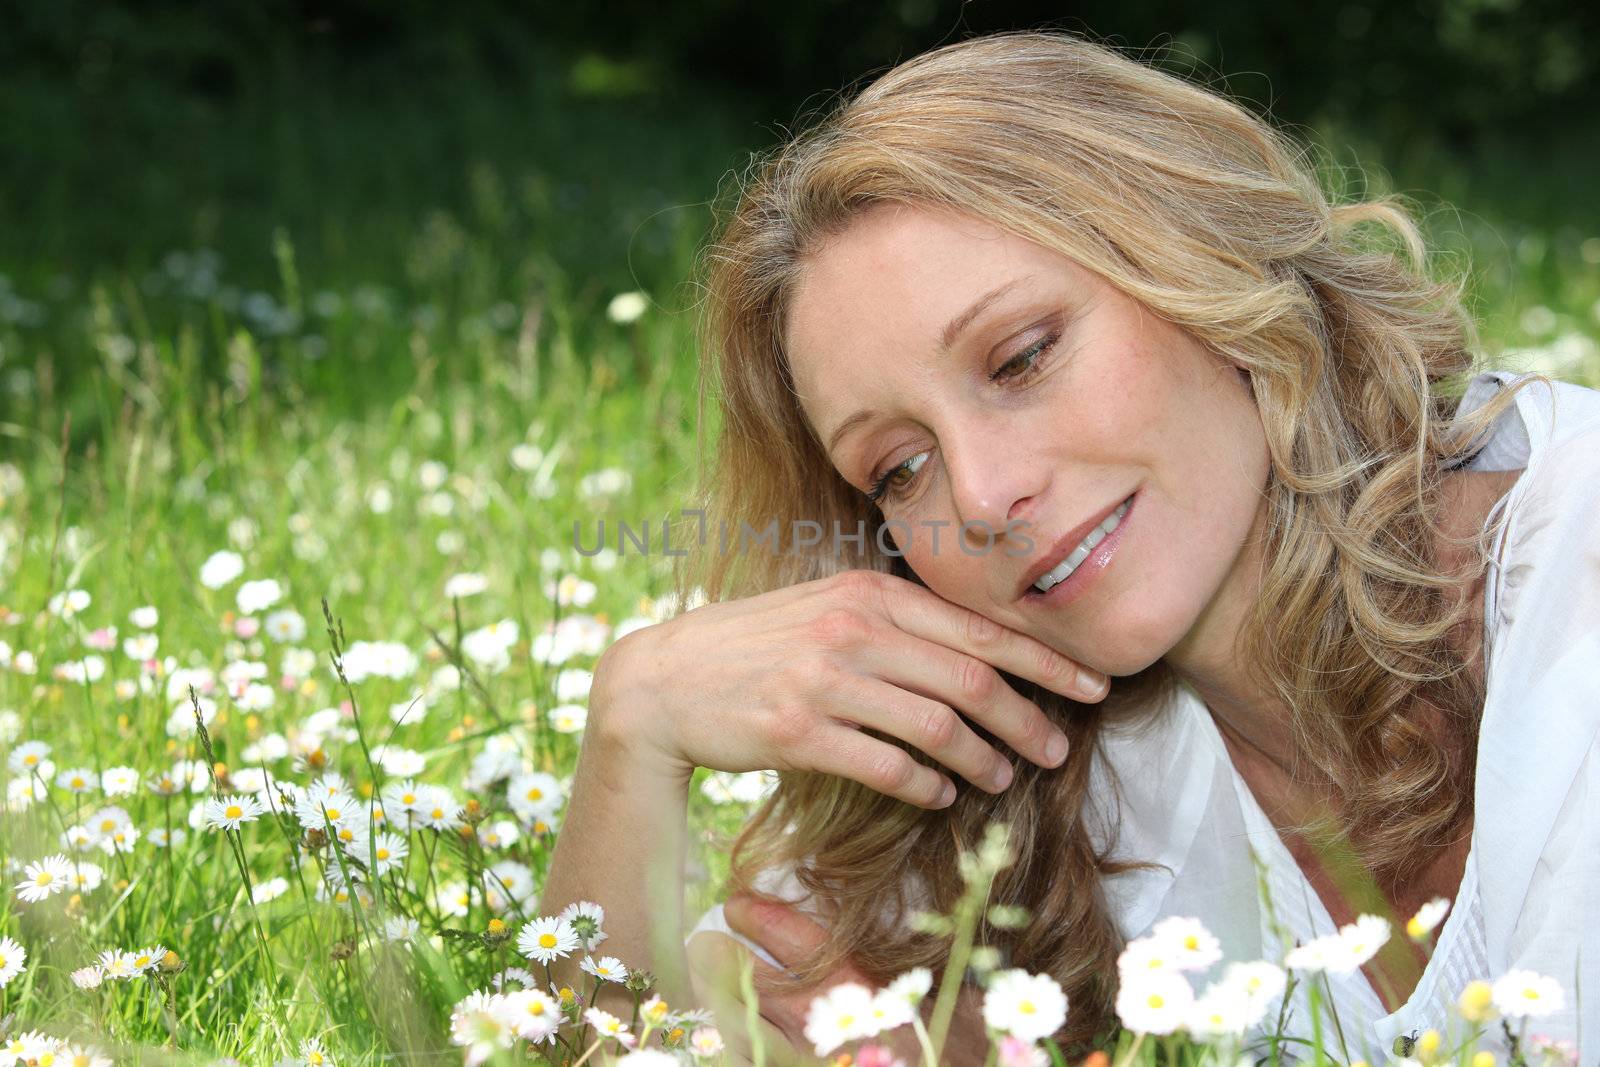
[541,29,1600,1064]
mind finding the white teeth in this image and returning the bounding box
[1033,497,1132,594]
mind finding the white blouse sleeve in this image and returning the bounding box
[1473,405,1600,1059]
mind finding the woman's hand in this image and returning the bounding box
[685,891,996,1066]
[591,569,1109,809]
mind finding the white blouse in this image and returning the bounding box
[690,369,1600,1065]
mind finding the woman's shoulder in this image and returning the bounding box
[1469,376,1600,988]
[1488,373,1600,643]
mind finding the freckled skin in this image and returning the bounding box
[784,200,1272,682]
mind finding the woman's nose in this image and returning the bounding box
[943,426,1042,552]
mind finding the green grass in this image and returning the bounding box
[0,63,1597,1065]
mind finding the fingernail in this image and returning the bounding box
[991,760,1013,791]
[1045,731,1070,766]
[1077,669,1109,699]
[939,781,956,807]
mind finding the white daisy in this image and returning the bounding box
[1118,933,1182,978]
[96,822,140,855]
[689,1027,725,1057]
[444,572,489,599]
[354,831,408,876]
[199,550,245,589]
[415,785,463,831]
[15,854,73,902]
[580,954,629,984]
[68,860,105,892]
[253,876,290,904]
[100,766,140,796]
[128,944,167,974]
[557,899,607,951]
[507,771,564,825]
[886,966,934,1006]
[1184,981,1254,1039]
[982,968,1068,1043]
[87,805,132,839]
[236,578,283,614]
[295,1035,334,1065]
[866,985,916,1034]
[803,981,877,1056]
[1148,915,1223,972]
[56,766,96,794]
[450,991,513,1067]
[498,988,561,1042]
[293,788,359,832]
[583,1007,635,1046]
[547,703,587,734]
[265,609,307,642]
[517,917,580,964]
[1406,897,1451,941]
[13,1032,63,1062]
[1490,969,1565,1018]
[48,588,91,617]
[97,948,138,980]
[0,935,25,987]
[1218,960,1287,1022]
[1115,969,1195,1035]
[8,740,52,776]
[1333,914,1391,971]
[204,793,267,831]
[382,778,425,816]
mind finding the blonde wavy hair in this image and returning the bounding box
[671,27,1546,1052]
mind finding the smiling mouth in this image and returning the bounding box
[1019,493,1135,599]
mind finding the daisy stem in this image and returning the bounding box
[927,889,982,1059]
[163,796,174,909]
[568,1036,605,1067]
[910,1014,939,1067]
[1307,975,1326,1067]
[735,950,765,1067]
[1110,1031,1145,1067]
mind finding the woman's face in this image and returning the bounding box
[784,201,1272,677]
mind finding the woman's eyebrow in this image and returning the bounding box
[824,273,1040,457]
[939,275,1035,354]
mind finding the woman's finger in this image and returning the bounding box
[788,721,957,808]
[826,670,1017,794]
[863,570,1111,703]
[685,932,815,1067]
[871,618,1082,772]
[722,893,882,1035]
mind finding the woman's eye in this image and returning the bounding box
[863,331,1060,506]
[990,330,1060,383]
[867,450,928,505]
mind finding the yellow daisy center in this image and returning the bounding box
[225,805,243,819]
[539,933,558,948]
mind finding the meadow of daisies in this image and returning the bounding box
[2,77,1600,1067]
